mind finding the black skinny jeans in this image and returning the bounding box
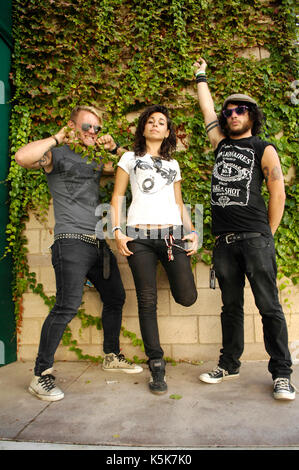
[127,228,198,361]
[34,238,125,375]
[213,234,292,379]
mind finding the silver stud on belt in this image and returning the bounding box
[54,233,98,245]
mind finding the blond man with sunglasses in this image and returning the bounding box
[15,105,143,402]
[193,58,295,401]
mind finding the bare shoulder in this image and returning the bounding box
[261,145,281,178]
[261,144,284,185]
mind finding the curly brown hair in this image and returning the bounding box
[218,101,264,137]
[133,105,177,161]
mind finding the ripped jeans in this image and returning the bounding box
[127,229,198,361]
[213,234,292,379]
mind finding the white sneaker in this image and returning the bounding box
[28,368,64,401]
[102,353,143,374]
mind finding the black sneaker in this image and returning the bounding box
[199,365,239,384]
[273,378,296,401]
[148,359,167,395]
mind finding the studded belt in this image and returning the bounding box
[54,233,100,244]
[54,233,111,279]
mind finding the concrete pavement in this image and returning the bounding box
[0,360,298,450]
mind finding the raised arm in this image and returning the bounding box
[261,145,286,235]
[14,127,67,172]
[193,57,224,150]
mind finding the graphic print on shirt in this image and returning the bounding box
[134,157,177,194]
[56,159,101,208]
[211,144,255,207]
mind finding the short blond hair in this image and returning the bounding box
[70,105,103,125]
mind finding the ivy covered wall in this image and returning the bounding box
[5,0,298,358]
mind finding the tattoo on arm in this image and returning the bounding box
[263,166,269,183]
[206,119,220,133]
[271,166,281,181]
[263,165,282,183]
[38,153,50,168]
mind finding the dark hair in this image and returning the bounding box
[218,101,264,137]
[133,105,177,160]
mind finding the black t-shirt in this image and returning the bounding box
[211,136,274,236]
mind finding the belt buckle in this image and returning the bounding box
[225,233,235,244]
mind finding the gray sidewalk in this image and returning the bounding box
[0,360,298,450]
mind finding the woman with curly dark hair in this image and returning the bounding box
[133,104,177,160]
[111,105,198,395]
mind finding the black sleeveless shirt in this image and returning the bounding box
[211,136,274,236]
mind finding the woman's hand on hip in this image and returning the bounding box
[182,232,199,256]
[115,232,134,256]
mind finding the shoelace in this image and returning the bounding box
[151,369,165,383]
[274,378,297,392]
[117,353,131,365]
[38,374,56,392]
[210,366,225,377]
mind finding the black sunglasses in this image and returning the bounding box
[81,123,102,133]
[222,105,249,119]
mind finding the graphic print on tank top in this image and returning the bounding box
[211,143,255,208]
[134,157,177,194]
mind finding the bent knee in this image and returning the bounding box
[175,289,197,307]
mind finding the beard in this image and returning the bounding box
[227,121,252,137]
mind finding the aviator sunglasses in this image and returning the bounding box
[222,105,249,119]
[81,123,102,133]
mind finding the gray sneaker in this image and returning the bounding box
[28,368,64,401]
[273,378,296,401]
[102,353,143,374]
[199,365,240,384]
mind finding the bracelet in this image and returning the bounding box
[191,230,200,238]
[52,136,59,146]
[109,143,120,155]
[112,226,122,234]
[196,75,207,83]
[195,70,206,77]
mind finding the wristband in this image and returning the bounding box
[52,136,59,146]
[112,226,122,234]
[191,230,200,238]
[109,143,120,155]
[196,75,207,83]
[195,70,206,77]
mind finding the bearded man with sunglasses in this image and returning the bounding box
[193,58,295,401]
[15,105,143,401]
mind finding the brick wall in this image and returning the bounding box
[18,203,299,365]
